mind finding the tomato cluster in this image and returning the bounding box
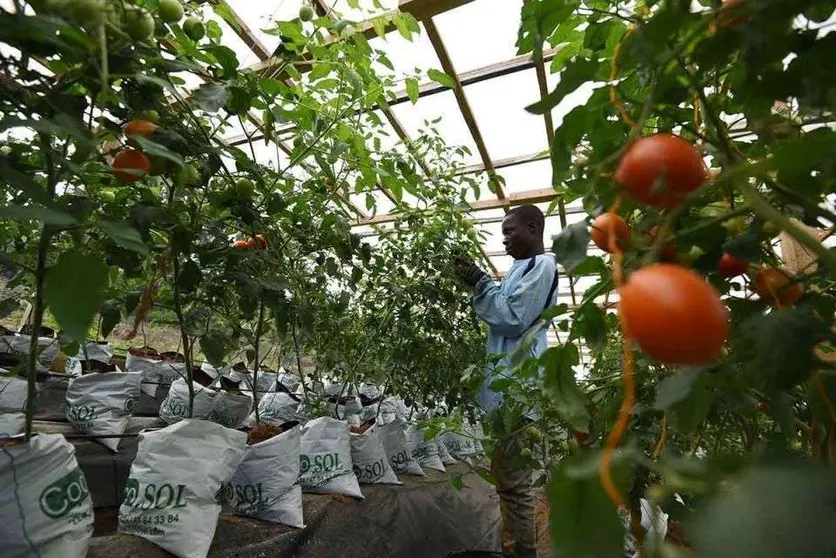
[233,234,268,251]
[598,133,805,366]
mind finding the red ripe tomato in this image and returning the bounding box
[758,401,770,413]
[752,267,803,307]
[232,240,250,250]
[123,119,157,139]
[614,134,707,208]
[718,253,749,277]
[111,149,150,183]
[715,0,748,29]
[590,213,631,253]
[648,225,677,262]
[573,431,589,443]
[619,263,730,365]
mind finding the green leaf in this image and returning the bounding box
[128,135,185,168]
[549,454,629,558]
[526,58,599,114]
[177,260,202,292]
[193,83,229,113]
[670,374,714,435]
[405,77,419,104]
[201,329,234,368]
[100,299,121,339]
[736,307,825,390]
[44,251,108,342]
[99,221,148,255]
[572,303,607,351]
[689,464,836,558]
[392,13,414,40]
[552,221,590,271]
[427,69,456,89]
[451,472,464,490]
[653,369,703,410]
[0,204,77,226]
[540,344,590,431]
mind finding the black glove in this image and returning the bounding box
[457,261,488,288]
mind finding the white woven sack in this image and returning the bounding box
[125,352,163,396]
[160,379,251,429]
[406,425,445,473]
[441,431,479,459]
[376,420,424,476]
[0,434,94,558]
[298,416,363,498]
[227,427,304,528]
[0,374,28,436]
[350,428,401,485]
[4,334,60,365]
[118,419,246,558]
[65,372,141,452]
[246,391,301,427]
[437,435,457,465]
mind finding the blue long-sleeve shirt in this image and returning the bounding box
[473,254,558,413]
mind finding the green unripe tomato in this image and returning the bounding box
[158,0,184,24]
[100,189,116,203]
[236,178,255,200]
[333,19,349,33]
[520,448,533,459]
[135,109,160,124]
[722,216,747,235]
[525,425,542,443]
[298,4,314,22]
[70,0,106,25]
[183,16,205,41]
[762,220,780,238]
[125,7,155,41]
[178,163,200,186]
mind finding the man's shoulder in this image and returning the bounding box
[533,253,557,274]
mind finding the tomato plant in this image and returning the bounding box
[515,0,836,555]
[0,0,486,435]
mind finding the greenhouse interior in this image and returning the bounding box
[1,0,835,557]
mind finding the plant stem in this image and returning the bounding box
[171,256,194,417]
[252,301,265,424]
[736,179,836,277]
[23,228,50,441]
[291,321,310,406]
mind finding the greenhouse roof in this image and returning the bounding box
[204,0,611,353]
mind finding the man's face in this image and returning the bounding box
[502,214,536,260]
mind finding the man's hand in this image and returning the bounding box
[455,259,488,288]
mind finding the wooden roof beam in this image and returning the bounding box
[352,187,560,227]
[250,0,478,74]
[424,19,505,203]
[200,0,272,61]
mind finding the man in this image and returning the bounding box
[456,204,558,558]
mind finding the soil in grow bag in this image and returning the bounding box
[160,351,186,363]
[128,346,160,359]
[79,360,118,374]
[349,418,375,435]
[193,367,215,387]
[245,421,300,445]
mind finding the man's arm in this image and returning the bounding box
[472,257,556,338]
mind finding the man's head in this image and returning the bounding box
[502,205,546,260]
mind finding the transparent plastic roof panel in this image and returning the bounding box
[391,90,482,166]
[433,0,523,74]
[465,67,550,162]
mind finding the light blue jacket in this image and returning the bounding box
[473,254,558,413]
